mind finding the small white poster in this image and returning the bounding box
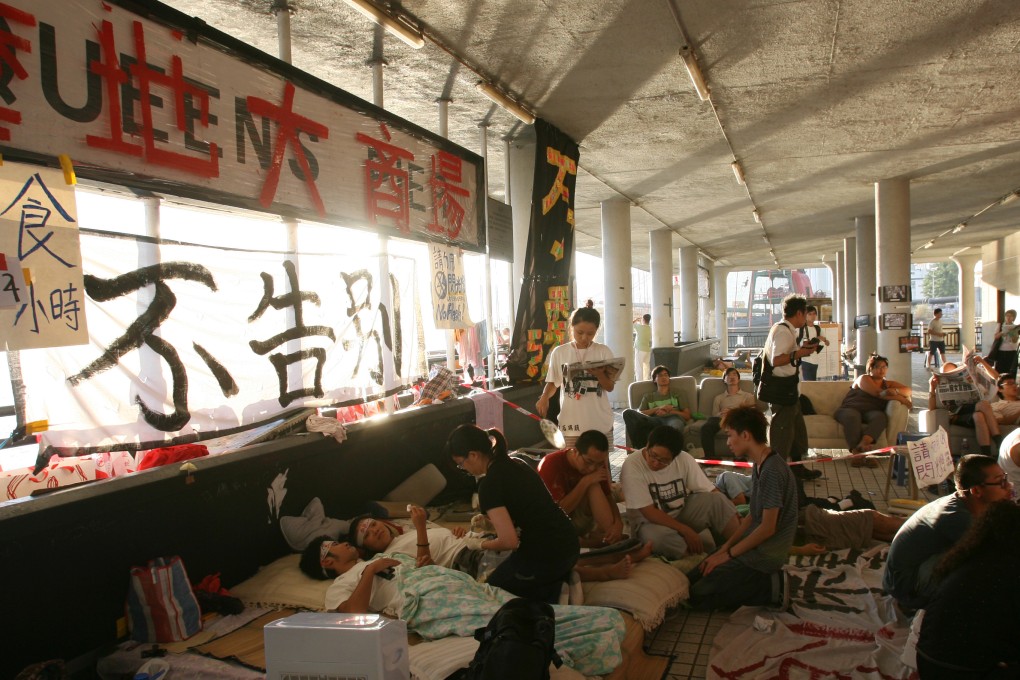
[0,162,87,350]
[428,242,472,329]
[907,427,954,487]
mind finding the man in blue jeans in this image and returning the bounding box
[687,406,798,610]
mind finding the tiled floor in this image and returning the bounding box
[611,350,953,679]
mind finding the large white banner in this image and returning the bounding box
[0,0,483,249]
[0,163,88,350]
[21,232,425,451]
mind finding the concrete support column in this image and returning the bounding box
[479,123,496,385]
[952,253,982,352]
[679,246,699,342]
[876,179,912,385]
[649,230,674,348]
[504,138,515,323]
[273,1,293,63]
[824,261,837,304]
[509,137,536,311]
[835,250,845,328]
[713,266,728,354]
[855,216,877,359]
[601,199,634,406]
[843,236,857,349]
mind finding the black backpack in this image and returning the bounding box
[457,597,562,680]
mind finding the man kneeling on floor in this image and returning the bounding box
[620,425,739,560]
[687,406,799,610]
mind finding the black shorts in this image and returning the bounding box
[951,402,977,427]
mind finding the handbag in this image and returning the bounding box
[125,556,203,643]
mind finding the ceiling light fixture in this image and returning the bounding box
[952,222,967,234]
[1000,190,1020,205]
[475,81,535,125]
[731,161,745,186]
[342,0,425,49]
[752,209,761,223]
[922,240,935,249]
[761,235,769,243]
[678,48,710,101]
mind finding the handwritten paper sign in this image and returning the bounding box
[907,427,954,487]
[428,243,472,329]
[0,162,87,350]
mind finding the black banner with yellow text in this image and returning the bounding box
[506,120,578,383]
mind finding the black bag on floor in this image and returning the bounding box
[458,597,562,680]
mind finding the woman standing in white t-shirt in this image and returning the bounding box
[536,300,617,447]
[991,309,1018,378]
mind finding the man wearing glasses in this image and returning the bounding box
[537,430,626,547]
[883,454,1014,612]
[620,425,739,560]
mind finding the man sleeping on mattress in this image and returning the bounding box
[300,504,654,585]
[308,542,627,677]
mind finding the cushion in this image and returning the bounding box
[581,558,688,631]
[280,497,349,551]
[383,464,447,507]
[799,381,851,417]
[229,554,330,611]
[804,415,841,441]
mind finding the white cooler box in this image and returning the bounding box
[264,612,409,680]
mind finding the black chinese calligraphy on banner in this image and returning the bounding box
[0,163,89,350]
[21,232,426,450]
[506,120,578,382]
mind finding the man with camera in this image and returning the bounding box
[764,294,822,480]
[797,305,829,381]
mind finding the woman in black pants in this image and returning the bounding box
[447,424,579,603]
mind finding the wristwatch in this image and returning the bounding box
[789,351,797,365]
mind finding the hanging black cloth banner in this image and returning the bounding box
[506,119,579,383]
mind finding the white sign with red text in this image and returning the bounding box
[0,0,482,249]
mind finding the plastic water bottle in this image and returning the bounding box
[961,437,970,455]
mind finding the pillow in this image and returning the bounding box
[230,554,330,611]
[280,497,349,551]
[581,558,688,631]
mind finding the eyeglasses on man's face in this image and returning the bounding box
[976,475,1012,490]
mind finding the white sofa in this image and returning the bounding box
[799,381,909,450]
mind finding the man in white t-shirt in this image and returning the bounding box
[620,425,738,559]
[926,308,946,369]
[766,294,822,480]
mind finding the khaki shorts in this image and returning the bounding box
[801,504,873,550]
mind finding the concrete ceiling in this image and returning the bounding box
[158,0,1020,272]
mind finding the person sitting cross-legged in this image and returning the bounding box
[686,406,799,611]
[620,425,738,560]
[928,360,1003,456]
[622,364,691,449]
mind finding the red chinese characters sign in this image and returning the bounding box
[0,0,484,251]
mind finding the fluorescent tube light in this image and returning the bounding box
[922,240,935,249]
[342,0,425,49]
[475,81,535,125]
[952,222,967,234]
[679,50,710,101]
[752,209,761,223]
[731,161,745,186]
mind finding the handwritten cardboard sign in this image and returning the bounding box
[907,427,954,487]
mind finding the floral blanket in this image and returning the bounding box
[389,552,626,677]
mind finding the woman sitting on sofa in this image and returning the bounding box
[700,367,756,457]
[834,353,911,467]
